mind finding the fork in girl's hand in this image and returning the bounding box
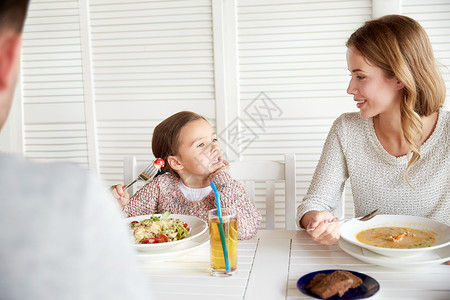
[123,158,165,191]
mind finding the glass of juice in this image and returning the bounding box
[208,208,238,276]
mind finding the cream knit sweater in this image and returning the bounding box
[297,108,450,226]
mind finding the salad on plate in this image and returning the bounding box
[130,212,191,244]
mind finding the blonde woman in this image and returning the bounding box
[297,15,449,246]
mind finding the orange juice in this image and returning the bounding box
[208,209,237,276]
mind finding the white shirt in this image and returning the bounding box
[180,181,213,202]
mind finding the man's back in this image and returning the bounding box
[0,153,152,300]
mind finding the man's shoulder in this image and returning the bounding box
[0,153,87,173]
[0,153,99,200]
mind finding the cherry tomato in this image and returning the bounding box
[155,234,168,243]
[141,238,156,244]
[153,158,165,169]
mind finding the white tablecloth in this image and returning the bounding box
[138,230,450,300]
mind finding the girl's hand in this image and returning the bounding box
[301,210,340,246]
[208,160,229,182]
[111,184,130,208]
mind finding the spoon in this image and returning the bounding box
[306,208,381,232]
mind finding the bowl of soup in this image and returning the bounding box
[339,215,450,257]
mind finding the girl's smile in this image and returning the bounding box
[170,118,224,187]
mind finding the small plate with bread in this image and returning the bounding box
[297,269,379,299]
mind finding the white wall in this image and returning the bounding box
[1,0,449,228]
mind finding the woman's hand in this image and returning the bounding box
[301,210,340,246]
[111,184,130,208]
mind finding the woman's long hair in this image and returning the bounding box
[346,15,446,184]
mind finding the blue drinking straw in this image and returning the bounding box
[210,181,230,272]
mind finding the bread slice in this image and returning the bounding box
[306,273,327,289]
[308,270,363,299]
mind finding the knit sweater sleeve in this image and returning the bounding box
[123,177,160,217]
[296,114,350,225]
[212,171,262,240]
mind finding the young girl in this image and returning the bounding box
[112,111,261,240]
[297,15,449,246]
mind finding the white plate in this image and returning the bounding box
[124,214,208,252]
[339,238,450,270]
[136,231,209,262]
[340,215,450,257]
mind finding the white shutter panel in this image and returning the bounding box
[22,0,90,166]
[16,0,450,228]
[402,0,450,108]
[237,0,372,227]
[89,0,216,184]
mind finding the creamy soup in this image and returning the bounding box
[356,227,436,249]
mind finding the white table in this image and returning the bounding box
[138,230,450,300]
